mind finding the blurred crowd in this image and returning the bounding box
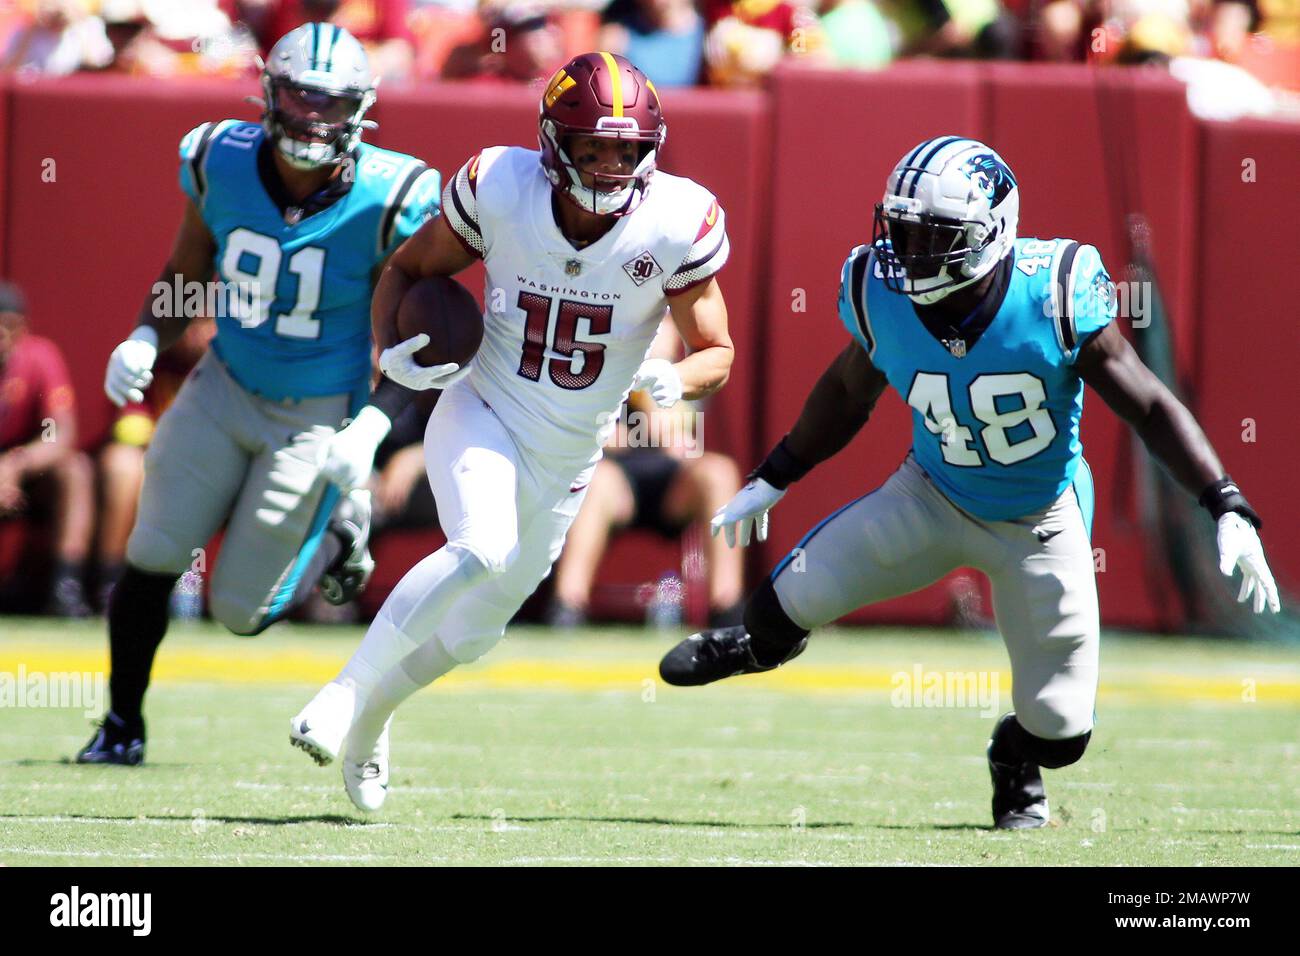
[0,0,1294,100]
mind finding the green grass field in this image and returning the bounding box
[1,618,1297,866]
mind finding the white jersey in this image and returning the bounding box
[441,146,729,464]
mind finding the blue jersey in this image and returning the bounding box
[837,237,1115,523]
[178,120,441,402]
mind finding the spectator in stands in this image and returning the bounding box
[703,0,828,86]
[1208,0,1257,59]
[225,0,414,79]
[818,0,895,68]
[883,0,1022,58]
[598,0,705,87]
[95,318,214,609]
[406,0,483,79]
[94,0,181,76]
[548,321,744,628]
[1032,0,1089,60]
[0,281,94,617]
[1,0,113,74]
[442,1,563,83]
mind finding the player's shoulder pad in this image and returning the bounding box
[1043,238,1115,360]
[836,243,876,356]
[178,119,254,206]
[355,144,443,257]
[441,145,511,260]
[663,179,729,297]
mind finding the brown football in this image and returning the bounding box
[395,276,484,367]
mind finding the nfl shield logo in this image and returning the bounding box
[947,339,967,358]
[565,259,583,277]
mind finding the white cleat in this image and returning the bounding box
[289,680,358,766]
[342,718,390,813]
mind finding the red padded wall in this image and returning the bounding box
[4,75,261,449]
[1193,118,1300,593]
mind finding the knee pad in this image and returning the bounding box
[744,576,810,653]
[449,537,518,577]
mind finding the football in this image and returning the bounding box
[396,275,484,367]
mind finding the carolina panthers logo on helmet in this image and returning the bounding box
[960,154,1017,206]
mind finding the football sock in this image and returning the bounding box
[337,544,489,694]
[744,577,810,667]
[990,715,1092,769]
[347,638,458,755]
[107,565,180,725]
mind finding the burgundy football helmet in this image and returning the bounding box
[539,52,666,217]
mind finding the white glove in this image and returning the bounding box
[1217,512,1280,614]
[630,358,683,409]
[316,405,392,492]
[378,334,470,391]
[104,326,159,407]
[711,477,786,548]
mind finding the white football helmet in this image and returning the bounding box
[258,22,377,170]
[873,137,1020,305]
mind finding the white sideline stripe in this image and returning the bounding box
[0,846,394,862]
[499,856,840,866]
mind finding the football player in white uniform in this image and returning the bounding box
[291,52,736,811]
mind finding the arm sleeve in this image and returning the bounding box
[664,197,730,296]
[836,244,876,356]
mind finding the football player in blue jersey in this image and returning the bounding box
[77,23,443,766]
[659,137,1280,829]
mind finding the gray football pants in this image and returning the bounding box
[771,454,1099,740]
[126,351,352,634]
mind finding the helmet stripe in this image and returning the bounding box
[905,136,964,197]
[324,23,339,71]
[598,51,623,117]
[901,138,933,172]
[318,23,332,70]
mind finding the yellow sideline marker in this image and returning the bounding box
[2,645,1298,705]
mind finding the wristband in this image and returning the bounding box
[370,377,416,422]
[750,436,812,491]
[1198,476,1261,530]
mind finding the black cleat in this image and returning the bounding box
[320,489,374,606]
[75,712,145,766]
[659,626,807,687]
[988,712,1049,830]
